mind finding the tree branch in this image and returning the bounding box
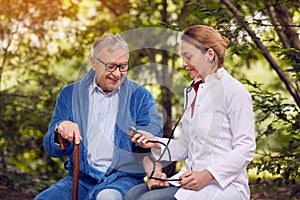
[273,2,300,50]
[221,0,300,108]
[178,0,192,27]
[264,1,290,49]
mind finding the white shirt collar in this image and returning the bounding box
[91,75,120,96]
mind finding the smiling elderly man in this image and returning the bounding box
[35,33,163,200]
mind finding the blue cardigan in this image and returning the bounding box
[44,69,162,199]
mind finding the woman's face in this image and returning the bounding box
[180,40,210,80]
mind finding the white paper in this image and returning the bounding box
[168,170,185,186]
[174,188,194,200]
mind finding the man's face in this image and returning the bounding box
[92,47,129,93]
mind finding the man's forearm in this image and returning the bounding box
[143,155,163,177]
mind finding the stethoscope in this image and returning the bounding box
[148,79,197,182]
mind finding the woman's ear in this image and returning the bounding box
[206,48,215,61]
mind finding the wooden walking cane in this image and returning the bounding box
[58,134,80,200]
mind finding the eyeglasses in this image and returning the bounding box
[94,56,130,72]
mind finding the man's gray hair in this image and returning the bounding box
[91,34,129,56]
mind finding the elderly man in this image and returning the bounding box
[35,33,162,200]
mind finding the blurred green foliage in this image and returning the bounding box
[0,0,299,195]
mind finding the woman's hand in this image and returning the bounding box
[129,130,160,149]
[179,169,214,191]
[147,172,169,190]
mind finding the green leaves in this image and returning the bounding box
[1,0,300,194]
[245,79,300,182]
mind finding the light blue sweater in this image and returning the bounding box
[43,69,162,199]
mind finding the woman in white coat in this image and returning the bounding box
[125,25,256,200]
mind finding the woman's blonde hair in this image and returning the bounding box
[182,25,230,68]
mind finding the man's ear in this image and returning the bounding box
[90,56,96,70]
